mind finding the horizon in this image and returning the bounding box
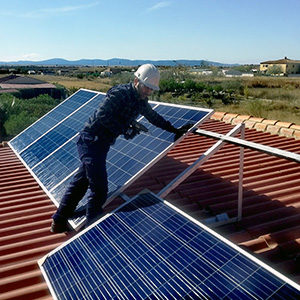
[0,0,299,65]
[1,55,299,67]
[0,56,245,65]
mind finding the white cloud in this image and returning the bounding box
[147,1,171,12]
[20,53,43,61]
[0,53,44,62]
[0,2,100,18]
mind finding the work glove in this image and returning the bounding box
[173,123,194,141]
[124,120,148,140]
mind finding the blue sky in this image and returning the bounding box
[0,0,299,64]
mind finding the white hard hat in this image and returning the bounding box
[134,64,160,91]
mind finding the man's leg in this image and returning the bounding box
[83,145,109,227]
[51,164,89,232]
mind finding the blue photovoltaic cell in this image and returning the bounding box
[33,136,80,191]
[9,89,212,227]
[39,192,300,300]
[20,94,105,168]
[9,89,97,152]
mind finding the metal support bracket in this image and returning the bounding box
[158,123,243,199]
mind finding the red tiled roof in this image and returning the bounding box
[0,145,123,300]
[0,117,299,299]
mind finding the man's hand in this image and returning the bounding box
[131,120,148,134]
[124,120,148,140]
[173,123,194,141]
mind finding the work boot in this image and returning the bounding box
[50,220,69,233]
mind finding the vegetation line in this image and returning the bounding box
[1,66,299,142]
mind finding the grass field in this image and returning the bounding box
[161,75,300,124]
[7,73,300,124]
[218,77,300,123]
[33,75,112,93]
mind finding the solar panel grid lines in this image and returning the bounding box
[32,135,80,191]
[20,93,105,169]
[108,211,207,299]
[111,214,199,299]
[122,197,247,299]
[39,192,300,300]
[162,197,300,299]
[85,224,166,299]
[66,214,196,299]
[9,89,98,153]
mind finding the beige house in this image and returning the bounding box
[260,57,300,75]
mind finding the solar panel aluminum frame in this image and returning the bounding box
[38,191,300,300]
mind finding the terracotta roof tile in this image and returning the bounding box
[222,113,238,123]
[254,122,268,131]
[276,121,293,128]
[262,119,278,125]
[210,111,226,120]
[279,127,295,138]
[249,117,265,123]
[266,124,281,135]
[1,116,300,299]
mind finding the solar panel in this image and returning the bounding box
[39,192,300,300]
[9,89,97,152]
[8,88,212,228]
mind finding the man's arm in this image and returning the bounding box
[142,102,194,141]
[141,102,176,132]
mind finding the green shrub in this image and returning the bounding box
[245,100,265,117]
[5,111,37,136]
[68,87,79,95]
[221,80,243,93]
[195,82,206,92]
[111,72,134,86]
[0,93,61,139]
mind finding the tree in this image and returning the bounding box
[0,108,7,142]
[266,65,282,75]
[0,95,14,142]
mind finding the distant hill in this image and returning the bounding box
[0,58,237,67]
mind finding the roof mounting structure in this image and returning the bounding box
[156,123,300,225]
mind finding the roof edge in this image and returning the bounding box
[211,112,300,140]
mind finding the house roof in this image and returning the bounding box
[260,58,300,65]
[0,75,56,90]
[1,115,299,299]
[0,75,47,85]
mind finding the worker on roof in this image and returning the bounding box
[51,64,190,233]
